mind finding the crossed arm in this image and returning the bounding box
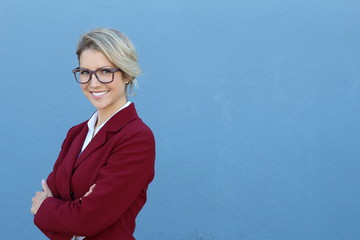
[31,180,96,215]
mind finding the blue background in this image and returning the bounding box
[1,0,360,239]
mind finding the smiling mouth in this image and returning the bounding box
[91,91,109,97]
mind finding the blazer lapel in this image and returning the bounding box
[74,129,107,168]
[74,103,139,169]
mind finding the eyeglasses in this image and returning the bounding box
[72,67,122,84]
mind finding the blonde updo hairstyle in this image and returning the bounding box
[76,28,141,95]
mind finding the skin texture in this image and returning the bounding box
[31,49,126,215]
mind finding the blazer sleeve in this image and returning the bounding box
[46,125,79,198]
[34,126,155,237]
[35,126,80,240]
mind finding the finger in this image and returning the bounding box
[83,184,96,197]
[41,180,53,197]
[89,184,96,192]
[35,191,44,197]
[41,179,49,192]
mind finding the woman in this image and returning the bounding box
[31,28,155,240]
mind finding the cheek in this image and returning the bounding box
[109,81,126,94]
[116,85,127,96]
[80,86,92,98]
[80,85,88,93]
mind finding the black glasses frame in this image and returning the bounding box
[72,67,122,84]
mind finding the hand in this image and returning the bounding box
[31,180,53,215]
[81,184,96,200]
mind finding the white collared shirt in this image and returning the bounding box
[73,101,131,240]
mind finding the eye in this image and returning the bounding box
[101,69,112,74]
[80,70,90,75]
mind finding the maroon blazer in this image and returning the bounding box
[34,103,155,240]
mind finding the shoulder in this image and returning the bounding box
[122,118,155,143]
[66,121,87,137]
[127,117,153,133]
[58,121,87,149]
[108,103,155,141]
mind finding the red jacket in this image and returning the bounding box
[34,103,155,240]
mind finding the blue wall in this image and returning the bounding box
[1,0,360,239]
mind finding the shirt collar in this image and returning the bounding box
[87,101,132,136]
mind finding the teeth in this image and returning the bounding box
[92,91,108,97]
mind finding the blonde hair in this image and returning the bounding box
[76,28,141,95]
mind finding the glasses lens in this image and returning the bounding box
[74,70,90,83]
[96,69,113,83]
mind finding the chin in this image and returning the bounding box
[93,104,107,110]
[88,100,105,109]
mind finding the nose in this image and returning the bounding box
[89,74,102,88]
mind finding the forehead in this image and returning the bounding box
[79,49,115,69]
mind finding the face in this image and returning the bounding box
[79,49,127,116]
